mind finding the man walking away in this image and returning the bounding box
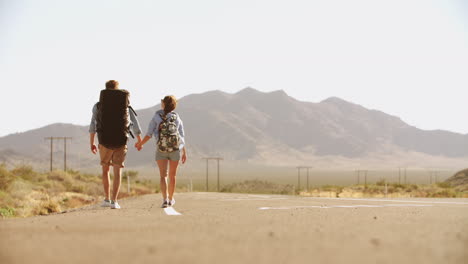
[89,80,142,209]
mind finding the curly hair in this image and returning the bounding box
[162,95,177,114]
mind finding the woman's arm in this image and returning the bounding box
[181,147,187,164]
[135,116,157,150]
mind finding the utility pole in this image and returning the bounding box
[296,166,313,191]
[398,167,401,184]
[63,137,72,171]
[202,157,223,192]
[356,170,367,186]
[45,137,72,171]
[45,137,53,171]
[429,170,438,184]
[364,170,368,187]
[404,167,407,184]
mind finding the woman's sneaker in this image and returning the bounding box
[168,199,176,207]
[161,199,169,208]
[111,201,121,209]
[101,199,112,207]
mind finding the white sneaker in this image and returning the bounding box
[161,199,169,208]
[168,199,176,207]
[111,201,121,209]
[101,200,112,207]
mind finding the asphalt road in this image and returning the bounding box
[1,192,468,264]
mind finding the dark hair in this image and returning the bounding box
[105,80,119,90]
[162,95,177,114]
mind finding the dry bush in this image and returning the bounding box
[436,182,451,189]
[64,196,94,208]
[0,164,13,190]
[82,182,102,196]
[0,206,15,218]
[34,199,62,215]
[8,180,33,200]
[221,180,294,195]
[11,165,37,182]
[47,170,73,182]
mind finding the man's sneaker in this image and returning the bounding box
[161,199,169,208]
[101,199,112,207]
[111,201,121,209]
[168,199,176,207]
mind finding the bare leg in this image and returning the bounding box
[168,160,180,200]
[101,165,110,200]
[157,160,169,200]
[111,166,122,201]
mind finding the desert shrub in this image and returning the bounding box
[43,180,67,194]
[8,180,33,200]
[376,179,386,186]
[70,184,85,193]
[0,164,13,190]
[0,207,15,218]
[0,190,15,208]
[83,183,102,196]
[63,196,94,208]
[321,185,344,193]
[436,182,451,189]
[221,180,294,195]
[454,184,468,192]
[11,165,37,182]
[391,183,405,189]
[123,170,139,180]
[35,200,62,215]
[48,170,73,182]
[430,189,457,198]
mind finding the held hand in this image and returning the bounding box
[91,144,98,154]
[135,142,142,151]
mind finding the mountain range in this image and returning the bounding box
[1,87,468,170]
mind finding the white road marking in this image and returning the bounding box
[164,207,182,215]
[259,205,325,210]
[222,198,287,201]
[258,204,433,210]
[303,197,468,205]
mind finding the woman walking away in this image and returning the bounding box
[136,95,187,208]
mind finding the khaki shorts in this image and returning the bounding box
[99,144,127,168]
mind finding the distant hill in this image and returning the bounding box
[445,169,468,186]
[1,87,468,170]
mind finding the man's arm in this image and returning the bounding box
[89,103,98,154]
[90,133,97,154]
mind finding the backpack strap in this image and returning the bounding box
[128,105,137,116]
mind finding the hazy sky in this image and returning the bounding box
[1,0,467,137]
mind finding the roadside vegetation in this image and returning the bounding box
[220,179,294,195]
[0,164,157,218]
[300,179,468,198]
[219,178,468,198]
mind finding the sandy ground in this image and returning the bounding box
[1,192,468,264]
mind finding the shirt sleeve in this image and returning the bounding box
[129,107,142,135]
[146,117,158,139]
[89,103,98,133]
[178,117,185,149]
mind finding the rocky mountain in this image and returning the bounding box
[1,87,468,170]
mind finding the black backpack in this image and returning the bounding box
[96,89,135,148]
